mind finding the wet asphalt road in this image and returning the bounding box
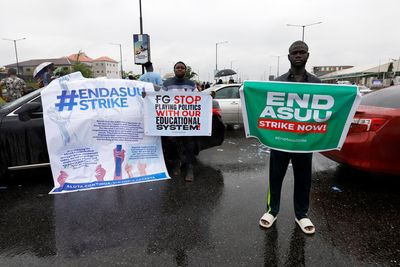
[0,129,399,266]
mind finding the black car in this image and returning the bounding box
[0,89,225,178]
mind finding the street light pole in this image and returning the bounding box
[139,0,144,74]
[286,22,322,41]
[111,43,123,78]
[2,37,26,75]
[271,55,282,78]
[215,41,228,74]
[230,60,238,69]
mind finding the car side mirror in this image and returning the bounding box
[15,102,42,122]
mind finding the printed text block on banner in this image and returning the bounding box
[143,91,213,136]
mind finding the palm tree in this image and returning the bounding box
[185,66,198,80]
[72,50,92,78]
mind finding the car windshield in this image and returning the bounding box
[0,89,42,111]
[361,86,400,108]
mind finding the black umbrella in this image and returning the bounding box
[214,69,237,78]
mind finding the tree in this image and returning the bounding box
[122,71,141,80]
[72,50,92,78]
[72,62,92,78]
[185,66,198,80]
[122,70,132,79]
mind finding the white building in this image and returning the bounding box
[92,57,120,78]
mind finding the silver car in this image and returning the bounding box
[203,84,242,126]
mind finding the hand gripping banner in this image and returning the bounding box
[240,81,361,152]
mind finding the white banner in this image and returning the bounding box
[41,73,169,194]
[143,91,213,136]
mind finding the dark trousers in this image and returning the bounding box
[267,150,312,219]
[162,136,196,167]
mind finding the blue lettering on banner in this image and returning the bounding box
[55,86,145,111]
[52,172,168,192]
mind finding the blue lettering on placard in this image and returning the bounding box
[55,86,146,111]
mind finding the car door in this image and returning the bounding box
[214,86,240,124]
[0,95,48,171]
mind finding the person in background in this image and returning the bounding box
[228,77,235,84]
[217,79,223,84]
[259,40,321,235]
[0,68,26,102]
[196,81,203,91]
[42,65,54,87]
[139,62,162,86]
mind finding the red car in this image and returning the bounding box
[322,85,400,175]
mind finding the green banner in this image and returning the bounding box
[240,81,361,152]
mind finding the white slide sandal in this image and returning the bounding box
[259,213,277,229]
[295,218,315,234]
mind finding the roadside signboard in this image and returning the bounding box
[133,34,150,65]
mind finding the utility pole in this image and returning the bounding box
[139,0,145,74]
[271,55,282,78]
[287,22,322,41]
[111,43,123,78]
[2,37,26,75]
[215,41,228,75]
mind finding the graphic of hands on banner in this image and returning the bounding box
[57,170,69,187]
[113,145,125,180]
[95,164,106,181]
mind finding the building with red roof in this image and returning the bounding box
[67,53,93,64]
[3,52,119,79]
[92,56,120,78]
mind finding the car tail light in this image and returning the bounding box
[212,107,222,117]
[349,117,387,133]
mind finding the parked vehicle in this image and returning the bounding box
[336,80,352,85]
[0,89,225,177]
[322,85,400,175]
[357,85,372,95]
[203,84,242,126]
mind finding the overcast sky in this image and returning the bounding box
[1,0,399,81]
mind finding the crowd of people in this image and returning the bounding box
[0,63,57,105]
